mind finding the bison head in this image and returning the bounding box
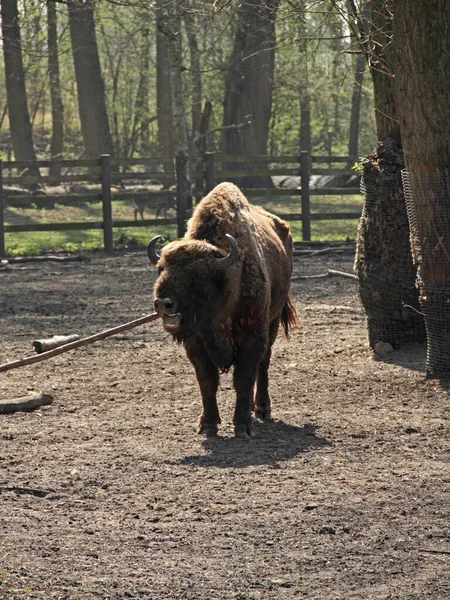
[149,234,238,338]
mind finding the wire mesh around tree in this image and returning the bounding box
[402,169,450,377]
[355,143,426,350]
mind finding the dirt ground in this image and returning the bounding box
[0,246,449,600]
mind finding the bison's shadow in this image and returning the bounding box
[178,420,330,468]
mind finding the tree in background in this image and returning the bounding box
[221,0,280,185]
[0,0,377,165]
[393,0,450,377]
[347,2,369,159]
[183,2,202,151]
[132,20,152,157]
[67,0,113,158]
[156,0,191,235]
[47,0,64,179]
[1,0,38,165]
[156,6,174,161]
[352,0,425,350]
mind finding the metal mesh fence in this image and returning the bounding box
[355,155,426,350]
[402,169,450,377]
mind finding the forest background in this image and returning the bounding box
[0,0,376,165]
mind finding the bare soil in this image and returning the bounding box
[0,248,449,600]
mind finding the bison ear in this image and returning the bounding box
[211,234,238,271]
[147,235,162,265]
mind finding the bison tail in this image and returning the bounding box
[281,295,299,339]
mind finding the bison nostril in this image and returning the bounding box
[154,297,176,314]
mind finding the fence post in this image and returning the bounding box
[0,161,5,258]
[300,151,311,241]
[204,152,215,193]
[100,154,113,253]
[194,155,204,203]
[175,150,191,238]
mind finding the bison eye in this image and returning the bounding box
[158,266,164,274]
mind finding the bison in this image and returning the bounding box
[148,182,298,440]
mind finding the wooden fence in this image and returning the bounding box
[0,152,362,257]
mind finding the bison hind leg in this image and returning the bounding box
[254,318,280,421]
[254,403,271,421]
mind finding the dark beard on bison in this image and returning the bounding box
[162,313,182,334]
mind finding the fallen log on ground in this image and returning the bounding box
[32,334,81,354]
[0,392,53,414]
[3,255,85,264]
[0,312,159,374]
[292,269,357,281]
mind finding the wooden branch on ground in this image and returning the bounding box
[0,312,160,374]
[293,247,355,257]
[32,334,80,354]
[3,255,85,264]
[0,392,53,414]
[292,269,357,281]
[328,269,358,280]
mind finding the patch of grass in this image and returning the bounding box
[288,218,359,242]
[4,200,177,255]
[3,194,362,255]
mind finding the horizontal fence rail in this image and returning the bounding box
[0,152,363,257]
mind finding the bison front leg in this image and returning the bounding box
[184,337,221,436]
[233,337,266,440]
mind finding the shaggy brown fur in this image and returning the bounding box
[152,182,298,439]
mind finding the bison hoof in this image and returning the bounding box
[254,406,272,421]
[234,423,255,441]
[198,422,218,437]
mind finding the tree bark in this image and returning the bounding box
[297,4,311,154]
[133,21,152,157]
[67,0,114,159]
[183,6,202,153]
[347,1,369,159]
[47,0,64,179]
[354,0,424,350]
[156,0,191,235]
[156,9,174,165]
[393,0,450,377]
[348,51,365,158]
[221,0,280,187]
[1,0,39,170]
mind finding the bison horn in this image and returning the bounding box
[212,234,238,271]
[147,235,162,265]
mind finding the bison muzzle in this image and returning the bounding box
[149,182,298,440]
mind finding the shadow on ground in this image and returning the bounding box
[177,420,330,469]
[375,342,427,373]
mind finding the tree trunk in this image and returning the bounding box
[297,6,311,154]
[67,0,114,159]
[356,139,425,348]
[183,7,202,153]
[156,0,191,235]
[354,0,424,350]
[47,0,64,180]
[348,52,365,158]
[133,22,152,157]
[221,0,280,187]
[1,0,39,171]
[156,10,174,166]
[347,1,369,159]
[393,0,450,377]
